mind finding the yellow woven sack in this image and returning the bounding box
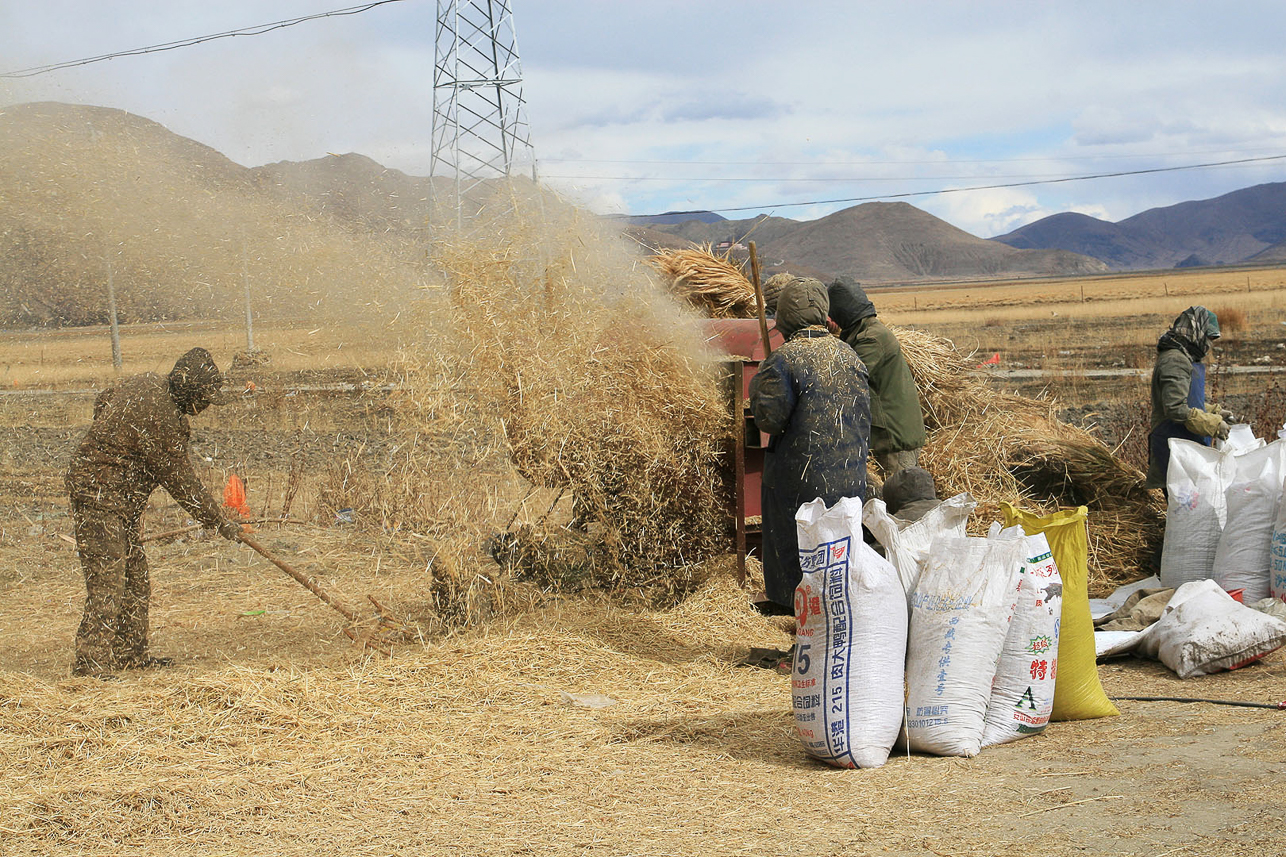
[1001,504,1119,721]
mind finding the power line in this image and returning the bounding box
[0,0,407,79]
[613,153,1286,218]
[544,169,1231,183]
[541,146,1286,167]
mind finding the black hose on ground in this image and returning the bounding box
[1113,695,1286,710]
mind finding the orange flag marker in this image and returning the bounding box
[223,473,251,518]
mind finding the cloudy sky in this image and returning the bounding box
[3,0,1286,237]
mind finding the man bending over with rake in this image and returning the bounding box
[66,347,243,678]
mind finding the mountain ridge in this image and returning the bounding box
[3,100,1281,329]
[992,181,1286,270]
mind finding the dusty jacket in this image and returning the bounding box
[750,286,871,607]
[66,370,225,526]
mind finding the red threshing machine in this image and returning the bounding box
[703,317,785,586]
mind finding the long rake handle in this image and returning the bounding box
[237,532,358,623]
[141,518,305,543]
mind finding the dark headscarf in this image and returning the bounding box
[826,277,877,332]
[168,347,224,415]
[773,277,829,339]
[1157,306,1221,361]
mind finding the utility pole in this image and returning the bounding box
[242,236,255,353]
[104,244,122,372]
[429,0,537,229]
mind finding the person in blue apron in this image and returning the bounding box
[1145,306,1232,493]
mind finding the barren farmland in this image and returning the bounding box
[4,265,1286,856]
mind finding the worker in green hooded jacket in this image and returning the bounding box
[827,277,927,475]
[1145,306,1232,491]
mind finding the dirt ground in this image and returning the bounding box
[3,363,1286,856]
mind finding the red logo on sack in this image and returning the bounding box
[795,587,821,629]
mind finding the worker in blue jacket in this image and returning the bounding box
[749,277,871,611]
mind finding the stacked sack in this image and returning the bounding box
[1162,427,1286,603]
[791,496,1116,767]
[792,497,907,768]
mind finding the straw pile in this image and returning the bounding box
[646,246,759,318]
[894,326,1164,593]
[329,192,735,616]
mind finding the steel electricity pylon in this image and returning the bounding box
[429,0,538,228]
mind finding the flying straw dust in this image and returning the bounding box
[322,194,736,624]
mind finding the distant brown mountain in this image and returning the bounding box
[631,202,1109,283]
[993,182,1286,270]
[240,148,1111,285]
[0,102,424,327]
[252,152,439,235]
[762,202,1108,281]
[20,99,1277,331]
[1246,238,1286,264]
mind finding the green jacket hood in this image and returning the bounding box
[827,277,877,331]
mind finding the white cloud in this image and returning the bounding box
[928,188,1048,239]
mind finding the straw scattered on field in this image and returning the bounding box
[896,327,1164,592]
[3,563,1284,857]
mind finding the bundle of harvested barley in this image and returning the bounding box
[337,192,735,616]
[647,246,759,319]
[894,327,1163,593]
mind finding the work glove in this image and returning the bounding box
[1185,407,1230,440]
[1205,401,1237,423]
[217,519,244,541]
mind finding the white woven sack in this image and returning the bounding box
[1160,440,1235,589]
[1214,440,1286,603]
[981,532,1063,747]
[792,497,907,769]
[904,534,1026,757]
[1271,471,1286,602]
[863,492,976,599]
[1137,579,1286,678]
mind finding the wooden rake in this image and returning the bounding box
[235,531,410,656]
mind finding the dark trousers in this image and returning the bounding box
[71,500,150,675]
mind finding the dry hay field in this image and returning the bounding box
[877,265,1286,384]
[4,208,1286,856]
